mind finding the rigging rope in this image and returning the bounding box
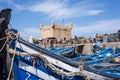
[5,30,19,80]
[0,37,7,40]
[0,29,18,52]
[0,37,8,52]
[7,47,16,80]
[8,49,89,80]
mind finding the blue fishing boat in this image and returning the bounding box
[48,46,75,58]
[84,52,120,80]
[93,44,107,53]
[71,47,114,61]
[8,34,86,80]
[93,44,101,53]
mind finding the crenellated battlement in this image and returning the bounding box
[40,22,73,39]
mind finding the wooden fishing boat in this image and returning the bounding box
[84,54,120,80]
[8,33,86,80]
[71,47,114,62]
[48,46,75,58]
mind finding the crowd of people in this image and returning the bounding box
[32,32,120,48]
[30,30,120,48]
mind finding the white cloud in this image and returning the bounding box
[72,19,120,37]
[8,0,104,19]
[29,0,104,19]
[19,27,41,40]
[29,0,63,13]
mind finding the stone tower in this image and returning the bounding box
[40,22,73,39]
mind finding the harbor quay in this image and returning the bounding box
[51,42,120,54]
[76,42,120,54]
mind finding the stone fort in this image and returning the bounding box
[40,22,73,39]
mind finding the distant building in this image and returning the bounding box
[40,22,73,39]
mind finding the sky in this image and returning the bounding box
[0,0,120,40]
